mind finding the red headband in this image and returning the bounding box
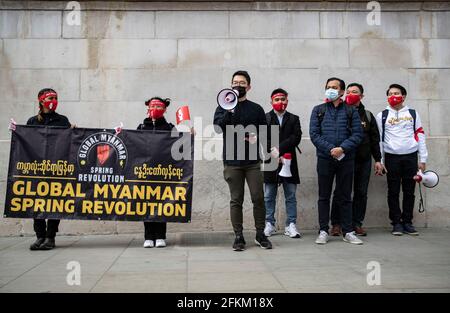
[38,92,57,102]
[147,99,166,107]
[271,93,287,100]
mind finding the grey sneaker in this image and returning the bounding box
[315,231,329,244]
[343,231,363,245]
[392,223,404,236]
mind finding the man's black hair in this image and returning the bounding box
[326,77,345,90]
[232,70,251,85]
[386,84,407,96]
[347,83,364,94]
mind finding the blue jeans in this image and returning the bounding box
[264,183,298,226]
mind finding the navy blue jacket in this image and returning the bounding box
[309,101,363,160]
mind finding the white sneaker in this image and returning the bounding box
[284,223,301,238]
[315,231,329,244]
[343,231,363,245]
[155,239,166,248]
[143,240,154,248]
[264,222,276,237]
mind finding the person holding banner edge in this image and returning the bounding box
[138,97,175,248]
[26,88,72,250]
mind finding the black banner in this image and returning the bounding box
[4,126,194,222]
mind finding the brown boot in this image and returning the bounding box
[354,226,367,236]
[330,225,342,236]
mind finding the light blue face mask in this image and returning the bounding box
[325,88,340,101]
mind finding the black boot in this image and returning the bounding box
[40,238,56,250]
[30,238,45,250]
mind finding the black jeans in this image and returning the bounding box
[34,219,60,239]
[144,222,167,240]
[317,158,354,235]
[331,158,372,227]
[384,152,418,225]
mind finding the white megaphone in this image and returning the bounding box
[217,88,239,111]
[279,153,292,178]
[414,170,439,188]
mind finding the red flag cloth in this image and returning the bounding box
[176,106,191,125]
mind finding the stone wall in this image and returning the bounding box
[0,1,449,236]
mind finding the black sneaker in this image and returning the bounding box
[39,238,56,250]
[30,238,45,250]
[403,223,419,236]
[391,223,404,236]
[255,232,272,249]
[232,234,246,251]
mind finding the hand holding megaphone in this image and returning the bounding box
[217,88,239,111]
[413,170,439,188]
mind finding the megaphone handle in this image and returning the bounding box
[418,184,425,213]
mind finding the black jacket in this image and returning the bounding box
[138,117,175,131]
[213,99,267,166]
[354,103,382,162]
[26,111,71,127]
[264,110,302,184]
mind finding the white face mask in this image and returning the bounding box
[325,88,340,101]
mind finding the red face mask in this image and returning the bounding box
[272,102,287,112]
[146,99,166,120]
[148,108,165,120]
[271,93,288,112]
[345,94,361,106]
[388,95,403,107]
[39,92,58,111]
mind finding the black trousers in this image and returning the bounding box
[144,222,167,240]
[317,158,354,235]
[384,152,418,225]
[331,158,372,227]
[34,219,60,239]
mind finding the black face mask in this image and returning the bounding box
[232,86,247,98]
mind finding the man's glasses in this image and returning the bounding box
[231,81,248,87]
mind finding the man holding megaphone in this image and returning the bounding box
[213,71,272,251]
[376,84,429,236]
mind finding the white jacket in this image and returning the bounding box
[376,105,428,163]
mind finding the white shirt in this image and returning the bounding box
[376,105,428,163]
[275,111,285,126]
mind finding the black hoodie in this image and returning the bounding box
[26,111,71,127]
[137,117,175,131]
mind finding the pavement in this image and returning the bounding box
[0,228,449,293]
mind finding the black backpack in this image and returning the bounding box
[381,109,416,142]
